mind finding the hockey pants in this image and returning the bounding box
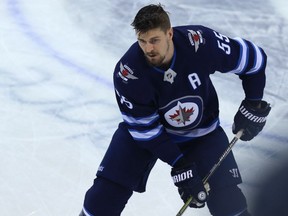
[81,176,251,216]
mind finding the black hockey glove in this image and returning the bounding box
[171,161,208,208]
[233,99,271,141]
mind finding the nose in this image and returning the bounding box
[144,42,154,53]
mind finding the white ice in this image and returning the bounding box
[0,0,287,215]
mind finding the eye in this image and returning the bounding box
[138,39,146,45]
[150,38,160,44]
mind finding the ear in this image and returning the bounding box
[167,27,173,39]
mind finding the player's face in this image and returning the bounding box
[137,28,173,67]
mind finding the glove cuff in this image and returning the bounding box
[239,99,271,123]
[245,99,270,113]
[171,163,197,186]
[233,99,271,141]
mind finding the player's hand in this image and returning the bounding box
[233,99,271,141]
[171,161,208,208]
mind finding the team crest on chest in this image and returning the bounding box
[169,102,196,125]
[162,96,203,128]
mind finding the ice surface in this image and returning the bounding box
[0,0,287,215]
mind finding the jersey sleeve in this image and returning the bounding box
[199,26,267,100]
[113,56,183,167]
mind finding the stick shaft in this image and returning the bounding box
[176,130,243,216]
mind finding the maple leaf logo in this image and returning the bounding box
[169,104,194,125]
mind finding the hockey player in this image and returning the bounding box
[80,4,271,216]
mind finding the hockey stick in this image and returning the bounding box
[176,130,243,216]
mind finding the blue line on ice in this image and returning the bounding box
[7,0,113,88]
[6,0,287,145]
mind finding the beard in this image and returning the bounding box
[145,53,166,67]
[144,39,171,67]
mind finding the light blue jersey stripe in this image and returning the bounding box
[128,125,163,141]
[246,42,264,75]
[166,119,219,139]
[122,112,159,126]
[228,37,248,75]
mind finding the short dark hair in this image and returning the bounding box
[131,4,171,34]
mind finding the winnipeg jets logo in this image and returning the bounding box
[164,101,201,128]
[188,30,204,52]
[118,62,138,82]
[169,104,194,125]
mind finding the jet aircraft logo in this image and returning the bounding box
[188,29,204,52]
[118,62,138,82]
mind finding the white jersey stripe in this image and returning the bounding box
[245,42,264,75]
[228,37,248,75]
[122,112,159,126]
[166,119,219,138]
[128,125,163,141]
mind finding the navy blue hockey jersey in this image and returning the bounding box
[113,25,267,166]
